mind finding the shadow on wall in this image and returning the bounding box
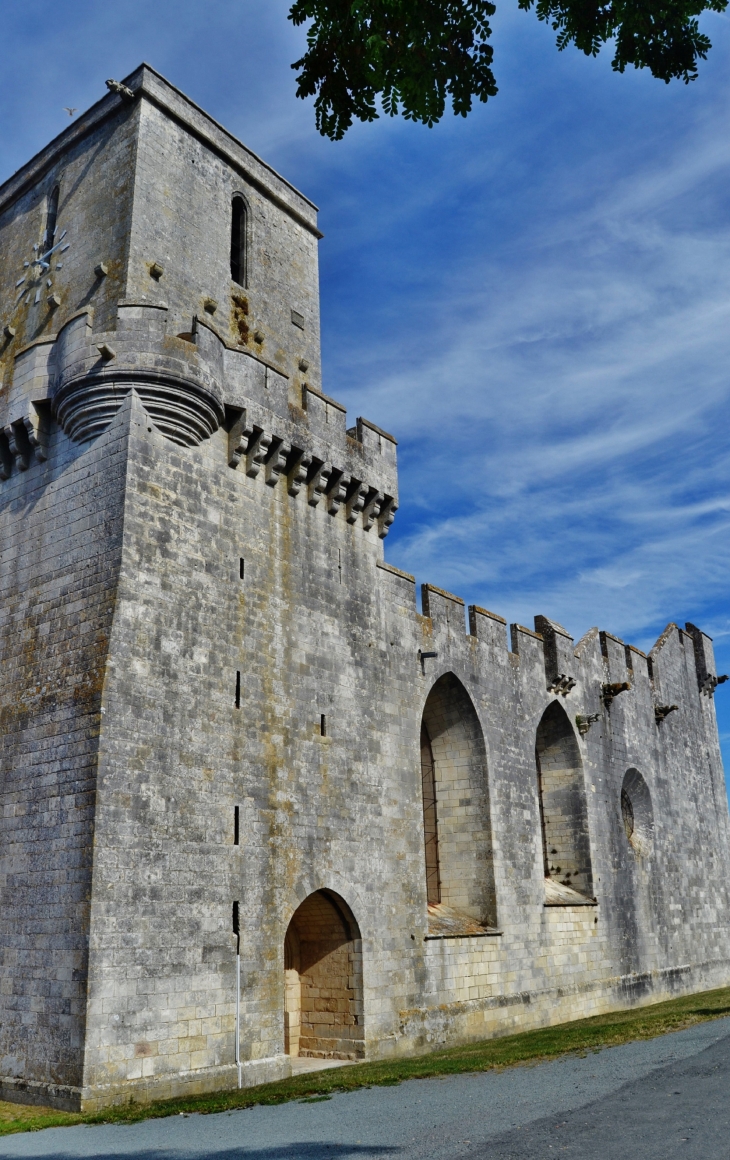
[284,890,364,1061]
[420,673,497,927]
[536,701,594,900]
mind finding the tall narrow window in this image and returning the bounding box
[420,674,496,925]
[535,701,594,899]
[45,186,59,249]
[621,768,654,856]
[230,195,247,286]
[420,722,441,905]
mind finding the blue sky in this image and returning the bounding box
[2,1,730,784]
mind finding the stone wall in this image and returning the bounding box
[0,415,128,1108]
[0,64,728,1114]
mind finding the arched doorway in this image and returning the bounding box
[535,701,593,898]
[421,674,496,925]
[284,890,364,1060]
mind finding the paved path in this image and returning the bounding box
[3,1017,730,1160]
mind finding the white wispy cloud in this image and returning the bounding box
[297,27,730,678]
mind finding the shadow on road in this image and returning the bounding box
[15,1144,402,1160]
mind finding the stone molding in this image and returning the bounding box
[53,367,224,447]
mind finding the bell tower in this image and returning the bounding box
[0,65,397,1110]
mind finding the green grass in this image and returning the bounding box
[2,985,730,1137]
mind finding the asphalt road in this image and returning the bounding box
[3,1016,730,1160]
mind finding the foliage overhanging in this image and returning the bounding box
[288,0,727,138]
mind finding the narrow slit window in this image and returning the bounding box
[230,195,247,286]
[320,714,326,737]
[235,671,241,708]
[239,557,245,580]
[234,805,240,845]
[45,186,59,249]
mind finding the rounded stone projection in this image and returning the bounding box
[51,308,225,447]
[53,369,224,446]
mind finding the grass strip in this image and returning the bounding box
[2,984,730,1136]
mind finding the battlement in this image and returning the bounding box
[0,301,399,535]
[380,569,725,722]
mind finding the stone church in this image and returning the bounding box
[1,65,729,1112]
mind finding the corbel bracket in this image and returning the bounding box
[361,488,382,532]
[246,429,269,478]
[307,459,327,507]
[419,650,438,674]
[323,467,347,515]
[286,449,310,497]
[575,713,599,737]
[1,407,48,476]
[601,681,631,707]
[378,495,398,539]
[700,674,729,697]
[345,478,365,525]
[263,437,287,486]
[227,408,247,469]
[654,703,679,723]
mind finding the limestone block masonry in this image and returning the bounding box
[1,65,729,1112]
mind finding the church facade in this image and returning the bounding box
[1,66,729,1112]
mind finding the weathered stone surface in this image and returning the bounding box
[1,66,729,1113]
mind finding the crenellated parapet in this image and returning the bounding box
[227,394,397,537]
[0,302,399,536]
[383,576,726,732]
[534,615,577,695]
[685,621,730,696]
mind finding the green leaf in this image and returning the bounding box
[288,1,498,139]
[288,0,727,139]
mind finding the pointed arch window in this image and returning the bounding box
[420,673,496,925]
[45,186,59,249]
[535,701,594,899]
[621,768,654,856]
[230,195,247,286]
